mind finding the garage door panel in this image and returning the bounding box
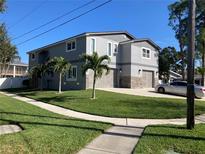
[142,71,153,88]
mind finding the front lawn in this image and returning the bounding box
[0,93,111,154]
[135,124,205,154]
[11,89,205,119]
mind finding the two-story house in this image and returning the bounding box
[0,55,28,78]
[27,31,160,90]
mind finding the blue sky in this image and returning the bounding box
[0,0,178,63]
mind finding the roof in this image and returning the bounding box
[10,62,28,67]
[169,70,182,79]
[120,38,161,50]
[27,31,136,54]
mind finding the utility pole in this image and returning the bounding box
[187,0,196,129]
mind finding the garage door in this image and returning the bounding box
[142,70,153,88]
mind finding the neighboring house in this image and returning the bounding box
[158,70,182,84]
[0,55,28,77]
[169,70,182,81]
[185,73,204,86]
[27,31,160,90]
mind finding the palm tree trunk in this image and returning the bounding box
[181,51,185,81]
[59,73,62,93]
[92,72,96,99]
[40,73,43,91]
[1,61,6,78]
[202,41,205,86]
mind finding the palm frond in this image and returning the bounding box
[49,56,71,75]
[98,55,111,65]
[98,64,110,75]
[81,63,93,75]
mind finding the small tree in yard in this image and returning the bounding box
[49,57,70,93]
[81,52,110,99]
[29,64,48,90]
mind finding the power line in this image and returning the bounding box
[12,0,96,41]
[8,0,47,30]
[16,0,112,46]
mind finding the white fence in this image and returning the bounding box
[0,77,28,89]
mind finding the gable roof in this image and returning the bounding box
[27,31,136,54]
[120,38,161,50]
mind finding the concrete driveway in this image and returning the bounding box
[98,88,205,101]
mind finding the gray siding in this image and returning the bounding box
[130,41,158,78]
[28,32,159,90]
[85,34,131,89]
[29,36,87,90]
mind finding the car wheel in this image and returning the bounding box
[158,87,165,93]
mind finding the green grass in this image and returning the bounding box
[9,89,205,119]
[0,93,111,154]
[135,124,205,154]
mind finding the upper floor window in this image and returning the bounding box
[113,43,118,53]
[107,42,112,57]
[66,66,77,81]
[142,48,151,59]
[31,53,35,60]
[90,38,96,53]
[66,40,76,52]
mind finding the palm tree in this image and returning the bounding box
[49,57,70,93]
[197,28,205,86]
[29,63,48,90]
[82,52,110,99]
[196,67,205,85]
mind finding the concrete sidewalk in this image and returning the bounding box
[78,125,144,154]
[98,88,205,101]
[1,91,205,154]
[0,125,22,135]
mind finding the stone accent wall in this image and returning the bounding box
[131,76,143,88]
[154,78,159,87]
[120,76,131,88]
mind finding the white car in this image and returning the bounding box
[155,81,205,98]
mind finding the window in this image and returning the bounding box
[170,82,187,86]
[176,82,187,87]
[31,53,35,60]
[113,43,118,53]
[107,42,112,56]
[66,66,77,81]
[90,38,96,53]
[66,40,76,52]
[142,48,151,58]
[170,82,177,86]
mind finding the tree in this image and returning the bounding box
[81,52,110,99]
[196,28,205,85]
[49,57,70,93]
[186,0,196,130]
[0,0,6,13]
[196,67,205,85]
[168,0,188,80]
[159,47,178,82]
[0,1,16,77]
[0,24,16,77]
[29,63,48,90]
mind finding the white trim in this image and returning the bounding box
[66,39,76,52]
[90,37,96,54]
[107,41,113,57]
[66,66,77,81]
[141,47,151,59]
